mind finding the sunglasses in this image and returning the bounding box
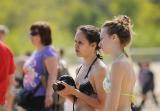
[30,29,40,36]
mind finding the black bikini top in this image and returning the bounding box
[76,57,98,96]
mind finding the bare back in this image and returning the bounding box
[115,58,136,111]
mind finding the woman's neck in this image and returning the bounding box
[111,48,123,61]
[83,53,97,66]
[36,44,45,51]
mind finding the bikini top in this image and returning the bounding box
[76,57,98,96]
[103,67,136,103]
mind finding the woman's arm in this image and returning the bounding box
[58,93,75,102]
[44,56,58,107]
[73,68,106,109]
[58,67,106,109]
[104,62,125,111]
[94,67,107,110]
[57,66,81,102]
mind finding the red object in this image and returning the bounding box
[0,41,15,104]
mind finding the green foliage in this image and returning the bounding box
[0,0,160,55]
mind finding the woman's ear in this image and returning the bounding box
[91,42,97,49]
[112,34,119,41]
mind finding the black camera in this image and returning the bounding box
[53,75,76,92]
[79,81,95,95]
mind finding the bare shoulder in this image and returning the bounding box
[112,59,134,77]
[92,59,107,77]
[112,60,129,68]
[95,59,107,69]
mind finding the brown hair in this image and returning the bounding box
[77,25,102,59]
[102,15,133,57]
[30,21,52,45]
[102,15,132,47]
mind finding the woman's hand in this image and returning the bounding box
[45,87,54,108]
[57,81,76,97]
[45,94,54,108]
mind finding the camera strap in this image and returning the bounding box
[73,57,98,111]
[76,57,98,78]
[32,81,42,95]
[84,57,98,79]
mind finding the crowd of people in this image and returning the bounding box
[0,15,159,111]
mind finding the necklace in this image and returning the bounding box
[113,52,125,62]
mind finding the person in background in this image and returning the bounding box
[6,54,30,111]
[0,25,15,111]
[138,61,159,110]
[22,21,58,111]
[52,48,70,111]
[0,25,9,41]
[58,48,69,77]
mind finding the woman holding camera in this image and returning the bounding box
[58,25,107,111]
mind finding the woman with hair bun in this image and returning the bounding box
[99,15,136,111]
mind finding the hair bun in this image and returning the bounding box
[115,15,131,27]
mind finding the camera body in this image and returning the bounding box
[53,75,76,92]
[79,81,95,95]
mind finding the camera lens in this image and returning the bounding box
[52,75,76,92]
[52,82,65,91]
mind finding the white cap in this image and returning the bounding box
[0,25,9,34]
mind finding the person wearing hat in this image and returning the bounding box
[0,25,9,41]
